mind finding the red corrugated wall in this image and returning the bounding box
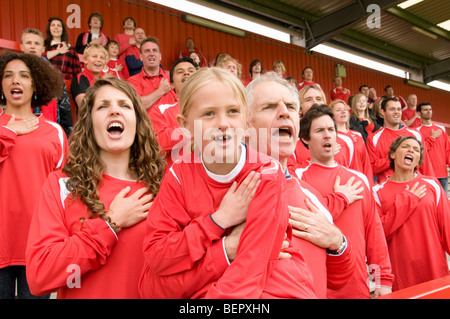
[1,0,449,129]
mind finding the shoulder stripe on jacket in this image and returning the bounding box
[46,121,66,169]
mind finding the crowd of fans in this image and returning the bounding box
[1,12,450,300]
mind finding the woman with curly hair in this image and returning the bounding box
[26,78,164,299]
[0,52,67,299]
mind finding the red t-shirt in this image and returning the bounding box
[139,144,317,299]
[373,173,450,290]
[26,172,148,298]
[296,162,394,298]
[417,123,450,178]
[330,87,351,103]
[0,113,67,268]
[402,108,422,128]
[286,173,354,298]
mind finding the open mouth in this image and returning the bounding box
[214,134,232,143]
[107,122,124,137]
[323,142,333,151]
[404,155,414,164]
[273,127,293,140]
[10,88,23,98]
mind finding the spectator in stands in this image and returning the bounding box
[105,40,129,80]
[216,54,242,79]
[20,27,73,137]
[127,37,176,113]
[384,85,407,110]
[179,37,207,67]
[26,78,164,299]
[150,56,197,169]
[43,17,82,82]
[243,59,262,86]
[367,86,378,114]
[349,93,381,144]
[75,12,109,54]
[0,52,67,299]
[273,60,286,78]
[367,97,435,184]
[213,52,225,66]
[298,66,321,90]
[372,97,384,127]
[402,93,421,128]
[296,104,393,298]
[124,27,146,76]
[358,84,369,99]
[373,136,450,291]
[139,67,318,299]
[188,51,202,68]
[416,102,450,194]
[299,84,326,117]
[114,17,136,59]
[330,75,351,103]
[285,76,298,88]
[43,17,80,130]
[330,99,374,185]
[245,72,354,298]
[368,86,378,104]
[71,44,108,110]
[290,85,354,172]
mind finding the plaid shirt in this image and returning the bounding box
[43,45,82,81]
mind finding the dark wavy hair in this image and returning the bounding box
[45,17,70,50]
[62,78,165,223]
[0,52,63,109]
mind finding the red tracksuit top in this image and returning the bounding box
[285,172,354,298]
[139,144,317,299]
[339,129,374,187]
[373,173,450,291]
[296,162,394,298]
[0,113,67,268]
[26,171,148,298]
[128,68,185,170]
[417,123,450,178]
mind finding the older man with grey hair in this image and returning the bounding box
[241,72,356,298]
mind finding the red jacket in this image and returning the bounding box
[26,172,148,298]
[296,162,394,298]
[128,69,186,170]
[139,145,317,299]
[417,123,450,178]
[0,113,67,268]
[286,172,354,298]
[373,173,450,290]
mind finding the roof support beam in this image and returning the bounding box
[424,58,450,83]
[305,0,403,50]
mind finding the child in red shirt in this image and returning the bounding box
[139,67,317,299]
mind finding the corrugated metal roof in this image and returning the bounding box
[351,11,450,61]
[214,0,450,83]
[406,0,450,24]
